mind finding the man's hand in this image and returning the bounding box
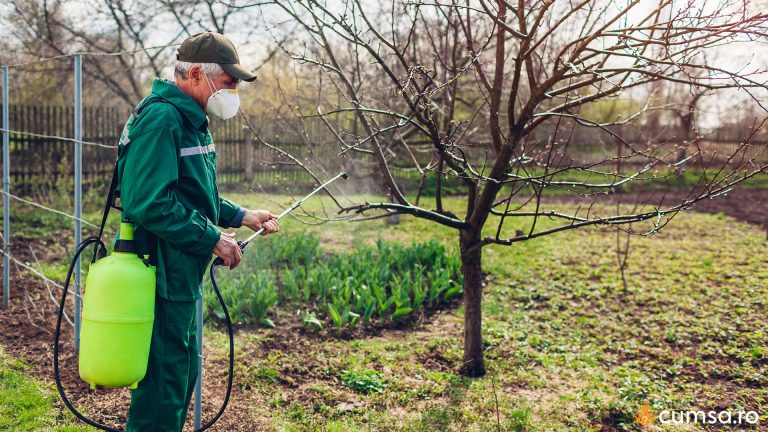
[213,232,242,269]
[242,209,279,236]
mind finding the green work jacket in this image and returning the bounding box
[117,78,243,302]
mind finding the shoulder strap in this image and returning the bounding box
[91,97,174,263]
[132,96,172,118]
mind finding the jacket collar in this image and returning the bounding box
[150,78,208,129]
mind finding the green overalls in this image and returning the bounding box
[117,79,244,431]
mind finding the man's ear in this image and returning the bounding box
[188,65,203,85]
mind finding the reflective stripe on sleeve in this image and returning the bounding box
[179,144,216,157]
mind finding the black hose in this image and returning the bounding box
[54,238,235,432]
[198,259,234,431]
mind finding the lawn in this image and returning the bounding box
[0,192,766,431]
[0,347,89,431]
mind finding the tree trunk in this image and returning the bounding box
[460,231,485,377]
[677,94,701,175]
[676,111,693,175]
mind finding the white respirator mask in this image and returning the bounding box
[204,73,240,120]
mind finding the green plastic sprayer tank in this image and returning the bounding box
[79,222,156,390]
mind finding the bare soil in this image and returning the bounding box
[543,187,768,233]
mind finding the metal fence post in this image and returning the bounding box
[2,67,9,309]
[194,282,204,429]
[73,54,83,351]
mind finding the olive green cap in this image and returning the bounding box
[176,31,257,82]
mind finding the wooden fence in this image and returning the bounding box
[0,104,369,193]
[1,104,765,195]
[3,105,121,185]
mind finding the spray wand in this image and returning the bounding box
[213,170,348,264]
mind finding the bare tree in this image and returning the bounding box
[247,1,768,377]
[2,0,261,107]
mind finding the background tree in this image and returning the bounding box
[1,0,272,107]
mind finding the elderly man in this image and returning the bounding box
[116,32,278,431]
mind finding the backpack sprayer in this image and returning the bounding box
[54,171,347,432]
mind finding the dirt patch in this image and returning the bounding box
[540,187,768,232]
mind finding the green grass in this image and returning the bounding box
[340,369,386,394]
[0,348,90,431]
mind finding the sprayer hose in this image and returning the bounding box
[54,237,235,432]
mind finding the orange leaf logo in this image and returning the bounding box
[636,405,655,428]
